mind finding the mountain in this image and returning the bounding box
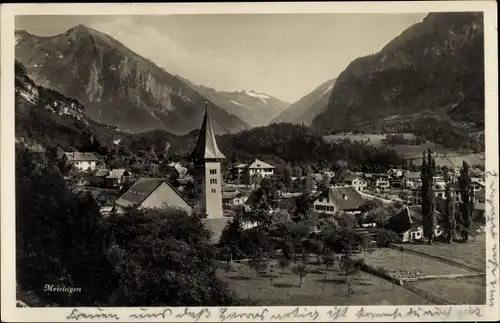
[311,12,484,149]
[15,59,120,152]
[15,25,249,135]
[182,80,289,127]
[271,78,336,125]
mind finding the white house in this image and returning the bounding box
[338,173,368,192]
[63,152,99,172]
[374,174,391,191]
[312,186,366,215]
[248,159,275,179]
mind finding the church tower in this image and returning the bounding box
[190,102,226,219]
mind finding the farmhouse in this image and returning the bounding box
[63,152,99,171]
[113,178,193,214]
[313,186,366,215]
[384,206,444,243]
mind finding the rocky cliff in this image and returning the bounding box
[15,25,249,135]
[15,59,120,151]
[311,12,484,149]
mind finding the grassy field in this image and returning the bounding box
[393,234,486,272]
[322,133,484,167]
[217,259,432,305]
[364,248,472,277]
[407,276,486,305]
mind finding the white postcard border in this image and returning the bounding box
[1,2,498,322]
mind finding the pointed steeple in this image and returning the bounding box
[190,101,226,162]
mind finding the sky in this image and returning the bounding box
[16,13,426,102]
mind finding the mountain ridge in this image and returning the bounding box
[311,12,484,152]
[177,77,290,127]
[15,25,250,135]
[271,78,336,125]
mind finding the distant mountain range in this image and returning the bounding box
[15,25,249,135]
[311,12,484,146]
[178,79,289,127]
[271,78,336,125]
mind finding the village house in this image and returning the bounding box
[336,173,368,192]
[373,174,391,191]
[384,206,444,243]
[230,163,249,182]
[401,171,421,189]
[105,169,131,189]
[113,178,193,214]
[248,159,275,180]
[472,177,485,192]
[387,168,404,179]
[222,189,248,207]
[312,186,366,215]
[63,152,99,172]
[411,181,462,205]
[92,168,110,187]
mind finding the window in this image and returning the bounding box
[209,169,217,175]
[210,178,217,184]
[211,188,216,193]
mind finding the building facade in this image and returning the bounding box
[63,152,98,172]
[190,104,226,219]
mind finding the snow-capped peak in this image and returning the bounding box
[244,90,271,100]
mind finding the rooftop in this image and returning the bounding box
[64,152,99,162]
[189,103,226,161]
[248,159,275,169]
[315,186,365,211]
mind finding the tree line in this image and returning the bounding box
[15,143,243,307]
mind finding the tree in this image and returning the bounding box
[376,228,401,247]
[248,253,268,278]
[16,146,114,306]
[458,161,475,242]
[318,173,331,191]
[218,218,246,260]
[292,263,308,287]
[293,193,313,221]
[443,169,457,243]
[421,149,437,244]
[320,254,336,280]
[106,207,239,306]
[277,257,291,276]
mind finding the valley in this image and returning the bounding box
[12,10,488,311]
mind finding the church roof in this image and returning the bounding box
[190,103,226,161]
